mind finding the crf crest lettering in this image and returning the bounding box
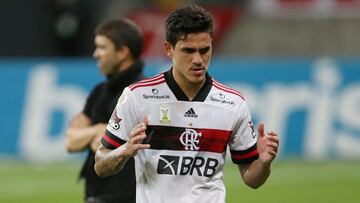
[180,129,201,150]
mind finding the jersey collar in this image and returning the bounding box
[164,68,212,102]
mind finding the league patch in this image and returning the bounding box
[160,104,171,124]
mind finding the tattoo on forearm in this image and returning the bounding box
[98,149,126,176]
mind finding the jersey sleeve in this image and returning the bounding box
[229,101,258,165]
[101,87,141,149]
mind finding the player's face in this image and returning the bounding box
[165,32,212,86]
[93,35,122,76]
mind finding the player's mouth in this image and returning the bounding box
[190,67,205,77]
[95,60,101,67]
[97,61,105,70]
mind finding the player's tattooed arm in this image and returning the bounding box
[94,119,150,177]
[94,144,129,177]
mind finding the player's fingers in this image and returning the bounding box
[267,131,278,137]
[131,133,147,143]
[134,123,146,130]
[130,143,150,156]
[126,143,150,157]
[257,122,265,138]
[267,135,280,144]
[267,141,279,151]
[267,149,277,157]
[143,116,149,125]
[129,124,146,138]
[135,143,151,150]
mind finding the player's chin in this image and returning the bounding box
[189,74,206,83]
[98,64,105,72]
[189,78,205,85]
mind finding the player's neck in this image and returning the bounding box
[117,57,135,72]
[183,82,204,101]
[172,71,205,101]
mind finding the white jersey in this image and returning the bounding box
[101,69,258,203]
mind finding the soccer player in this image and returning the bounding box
[65,18,145,203]
[94,5,279,203]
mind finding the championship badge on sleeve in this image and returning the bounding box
[118,91,128,104]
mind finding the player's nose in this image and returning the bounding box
[192,51,203,65]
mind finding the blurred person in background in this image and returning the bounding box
[94,5,279,203]
[65,18,145,203]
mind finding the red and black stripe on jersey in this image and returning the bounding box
[101,129,126,149]
[144,125,232,153]
[102,125,258,164]
[102,125,232,153]
[230,144,258,164]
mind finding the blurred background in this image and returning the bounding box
[1,0,360,202]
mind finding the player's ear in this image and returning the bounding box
[116,46,130,61]
[164,41,173,57]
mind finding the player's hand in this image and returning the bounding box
[89,124,106,152]
[69,113,91,128]
[256,122,279,164]
[90,134,103,152]
[122,116,151,158]
[94,123,107,136]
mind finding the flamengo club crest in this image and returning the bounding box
[180,129,202,150]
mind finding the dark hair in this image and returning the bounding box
[165,5,213,47]
[95,18,143,59]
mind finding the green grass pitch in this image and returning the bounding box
[0,160,359,203]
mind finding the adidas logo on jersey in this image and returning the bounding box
[184,108,198,118]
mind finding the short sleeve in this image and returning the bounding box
[101,87,141,149]
[229,101,258,164]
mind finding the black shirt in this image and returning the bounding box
[80,60,145,203]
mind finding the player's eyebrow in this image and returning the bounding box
[181,47,196,54]
[199,47,210,54]
[181,46,210,54]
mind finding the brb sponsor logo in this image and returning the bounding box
[157,155,218,177]
[143,88,170,99]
